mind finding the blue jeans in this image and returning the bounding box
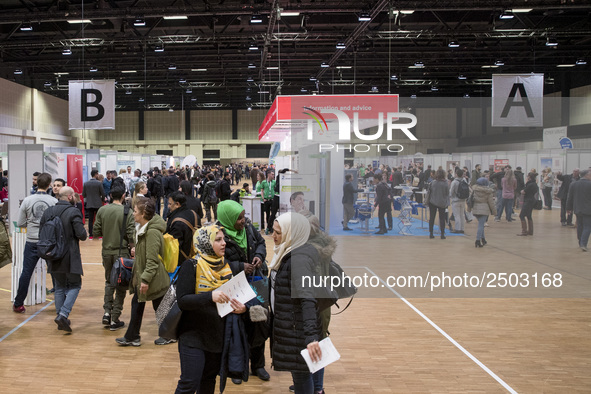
[53,273,82,318]
[501,198,514,221]
[14,242,40,307]
[313,368,325,392]
[291,371,314,394]
[162,199,170,220]
[475,215,488,241]
[175,341,221,394]
[576,214,591,248]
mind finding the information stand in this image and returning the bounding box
[11,224,46,306]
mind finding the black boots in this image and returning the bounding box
[475,240,483,248]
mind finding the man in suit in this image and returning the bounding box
[82,170,105,240]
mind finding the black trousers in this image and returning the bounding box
[250,343,265,372]
[269,195,280,231]
[520,201,534,221]
[429,204,447,235]
[175,340,221,394]
[86,207,98,237]
[542,187,553,209]
[263,200,273,231]
[560,198,573,224]
[124,292,163,341]
[377,204,391,232]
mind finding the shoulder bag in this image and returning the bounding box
[110,205,134,288]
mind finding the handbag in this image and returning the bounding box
[248,267,270,309]
[155,260,196,340]
[533,192,543,210]
[110,205,134,288]
[316,260,358,314]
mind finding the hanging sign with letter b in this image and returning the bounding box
[69,80,115,130]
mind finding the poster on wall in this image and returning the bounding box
[69,80,115,130]
[492,74,544,127]
[413,158,424,166]
[540,158,553,171]
[494,159,509,171]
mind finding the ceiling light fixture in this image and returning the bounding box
[249,43,259,51]
[414,61,424,68]
[448,40,460,48]
[125,90,132,95]
[258,90,270,94]
[121,70,137,73]
[152,93,164,96]
[494,59,505,66]
[246,96,251,101]
[321,62,330,68]
[336,42,347,49]
[68,19,91,24]
[138,97,145,102]
[62,47,72,55]
[205,92,217,95]
[576,59,587,65]
[247,76,254,82]
[336,66,352,69]
[154,44,164,52]
[89,66,98,72]
[280,11,300,17]
[179,78,187,83]
[186,88,192,94]
[250,13,263,24]
[464,93,471,98]
[390,74,398,80]
[168,64,177,70]
[248,63,256,69]
[499,11,514,19]
[133,17,146,26]
[358,13,371,22]
[163,16,188,20]
[556,64,575,67]
[546,37,558,47]
[44,81,52,87]
[191,68,207,72]
[247,106,253,111]
[410,94,417,99]
[431,85,438,91]
[20,22,32,31]
[458,74,467,80]
[301,87,308,92]
[511,9,532,13]
[169,108,174,112]
[14,69,23,75]
[266,66,279,70]
[309,76,317,81]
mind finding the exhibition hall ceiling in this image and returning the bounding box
[1,0,590,110]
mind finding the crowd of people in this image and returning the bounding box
[7,162,335,394]
[342,162,590,251]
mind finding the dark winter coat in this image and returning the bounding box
[556,173,579,200]
[220,314,250,393]
[220,178,232,201]
[271,243,321,373]
[522,179,539,203]
[202,180,218,204]
[219,219,266,275]
[40,201,87,275]
[162,174,179,197]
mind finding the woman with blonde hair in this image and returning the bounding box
[131,181,148,209]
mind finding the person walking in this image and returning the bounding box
[40,186,88,332]
[82,169,106,240]
[93,186,135,330]
[566,169,591,251]
[449,169,468,233]
[517,172,539,236]
[116,197,169,346]
[426,169,450,239]
[13,172,57,313]
[468,178,496,247]
[541,169,554,210]
[202,173,219,223]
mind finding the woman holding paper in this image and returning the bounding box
[174,225,246,394]
[269,212,323,394]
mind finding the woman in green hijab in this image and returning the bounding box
[215,199,271,383]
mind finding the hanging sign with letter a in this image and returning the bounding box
[492,74,544,127]
[69,80,115,130]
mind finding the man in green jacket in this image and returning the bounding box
[93,186,135,330]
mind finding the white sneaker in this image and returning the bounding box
[484,223,489,227]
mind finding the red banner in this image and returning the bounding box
[67,154,85,223]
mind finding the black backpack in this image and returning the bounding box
[37,206,70,261]
[456,179,470,200]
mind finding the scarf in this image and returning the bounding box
[268,212,311,271]
[216,200,247,255]
[193,225,232,294]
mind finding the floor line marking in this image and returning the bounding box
[0,301,55,343]
[363,266,518,394]
[0,288,11,292]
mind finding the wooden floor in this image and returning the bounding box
[1,207,590,393]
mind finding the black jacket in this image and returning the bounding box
[523,179,539,202]
[176,260,227,352]
[515,170,525,191]
[147,174,163,198]
[40,201,87,275]
[490,171,505,191]
[185,195,203,227]
[219,219,266,275]
[162,174,179,197]
[166,206,198,265]
[220,178,232,201]
[392,171,403,186]
[342,181,363,204]
[271,243,321,373]
[556,173,579,200]
[375,181,392,208]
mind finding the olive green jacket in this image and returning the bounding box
[0,222,11,269]
[130,215,169,302]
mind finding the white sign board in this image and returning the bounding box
[543,126,567,149]
[492,74,544,127]
[69,80,115,130]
